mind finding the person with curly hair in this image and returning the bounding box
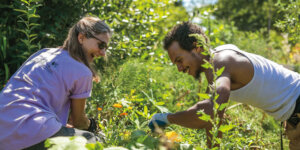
[148,22,300,149]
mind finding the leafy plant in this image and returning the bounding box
[190,33,233,149]
[14,0,42,57]
[0,36,9,89]
[275,0,300,45]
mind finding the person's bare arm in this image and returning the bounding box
[167,99,213,129]
[167,74,230,127]
[69,98,90,130]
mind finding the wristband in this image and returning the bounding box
[87,118,97,133]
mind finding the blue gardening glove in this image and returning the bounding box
[148,113,171,132]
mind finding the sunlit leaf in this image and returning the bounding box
[198,93,210,99]
[201,62,211,69]
[219,124,234,133]
[218,103,229,111]
[216,67,225,77]
[155,101,165,105]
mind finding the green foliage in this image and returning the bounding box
[84,58,202,149]
[0,0,189,89]
[189,34,210,52]
[191,33,232,148]
[0,36,9,88]
[212,0,284,32]
[193,7,289,64]
[0,0,43,88]
[275,0,300,45]
[14,0,42,55]
[93,0,189,70]
[45,136,91,150]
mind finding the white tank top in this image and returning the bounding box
[213,44,300,121]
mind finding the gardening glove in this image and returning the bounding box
[148,113,171,132]
[87,118,107,143]
[87,118,98,133]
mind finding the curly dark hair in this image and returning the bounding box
[163,22,208,51]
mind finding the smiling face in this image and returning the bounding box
[167,41,203,79]
[78,32,110,63]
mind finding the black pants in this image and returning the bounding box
[23,126,99,150]
[287,95,300,127]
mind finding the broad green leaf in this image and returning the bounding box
[218,103,229,111]
[201,51,209,56]
[135,110,145,117]
[201,62,211,69]
[199,113,211,122]
[144,105,148,115]
[89,0,94,5]
[85,143,104,150]
[218,124,234,133]
[197,110,211,122]
[214,102,219,110]
[46,136,88,150]
[213,94,219,101]
[198,93,210,99]
[216,67,225,77]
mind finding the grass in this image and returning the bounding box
[47,58,290,149]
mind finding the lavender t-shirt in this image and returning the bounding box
[0,48,93,150]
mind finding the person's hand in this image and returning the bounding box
[66,115,74,128]
[66,123,74,128]
[148,113,171,132]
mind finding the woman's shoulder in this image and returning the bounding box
[56,49,92,78]
[27,48,92,81]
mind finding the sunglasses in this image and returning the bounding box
[89,34,108,50]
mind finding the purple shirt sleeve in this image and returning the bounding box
[70,75,93,99]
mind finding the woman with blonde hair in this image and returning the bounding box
[0,16,111,150]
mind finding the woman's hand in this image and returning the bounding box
[66,114,74,128]
[66,123,74,128]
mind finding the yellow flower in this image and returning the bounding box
[165,131,182,142]
[113,103,122,108]
[176,103,184,107]
[128,107,133,110]
[124,131,130,139]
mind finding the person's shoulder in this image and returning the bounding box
[213,50,237,64]
[57,50,92,77]
[213,44,240,51]
[213,44,242,62]
[212,49,241,73]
